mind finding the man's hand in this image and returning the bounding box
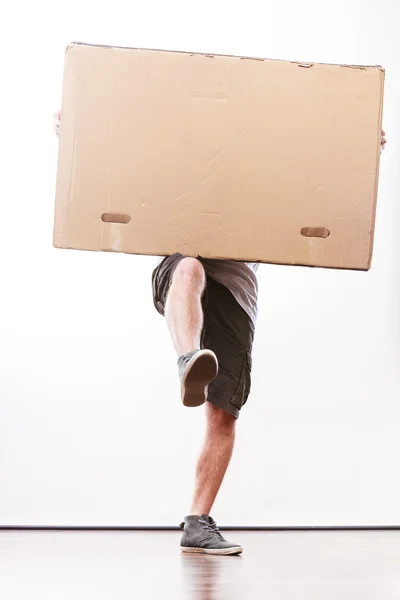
[381,129,387,153]
[53,111,60,137]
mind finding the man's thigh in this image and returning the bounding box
[151,253,188,315]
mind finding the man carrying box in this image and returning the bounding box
[54,110,386,554]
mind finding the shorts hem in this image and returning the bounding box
[206,397,239,420]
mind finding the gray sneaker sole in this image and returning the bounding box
[180,350,218,407]
[180,545,243,555]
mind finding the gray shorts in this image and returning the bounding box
[151,253,254,419]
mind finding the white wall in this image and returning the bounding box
[1,0,399,526]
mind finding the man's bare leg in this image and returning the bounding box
[164,257,218,407]
[168,259,240,553]
[164,257,206,356]
[190,402,236,516]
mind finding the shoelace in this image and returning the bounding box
[198,517,222,536]
[180,350,198,367]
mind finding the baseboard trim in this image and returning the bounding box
[1,525,400,531]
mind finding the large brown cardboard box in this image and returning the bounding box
[54,42,384,269]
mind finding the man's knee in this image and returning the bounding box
[172,257,205,290]
[206,402,236,432]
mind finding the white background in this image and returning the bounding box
[0,0,399,526]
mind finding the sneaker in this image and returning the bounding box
[178,349,218,407]
[179,514,243,555]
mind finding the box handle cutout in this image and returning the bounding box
[101,213,131,224]
[301,227,330,238]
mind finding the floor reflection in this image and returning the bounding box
[180,552,242,600]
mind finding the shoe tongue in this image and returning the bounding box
[201,513,211,522]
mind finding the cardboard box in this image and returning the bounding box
[54,42,385,269]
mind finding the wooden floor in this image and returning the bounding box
[1,529,399,599]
